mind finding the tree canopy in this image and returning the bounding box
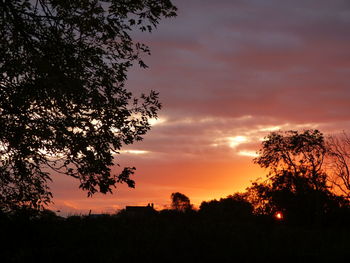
[0,0,177,210]
[170,192,192,212]
[327,132,350,198]
[199,193,253,220]
[249,130,344,223]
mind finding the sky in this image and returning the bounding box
[50,0,350,215]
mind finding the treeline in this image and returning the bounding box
[3,129,350,225]
[2,129,350,261]
[165,129,350,226]
[2,193,350,262]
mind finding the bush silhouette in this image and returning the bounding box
[199,193,253,220]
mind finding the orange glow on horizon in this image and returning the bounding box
[50,158,265,215]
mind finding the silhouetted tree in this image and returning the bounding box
[170,192,192,212]
[250,129,343,223]
[199,193,253,220]
[0,0,177,210]
[327,132,350,198]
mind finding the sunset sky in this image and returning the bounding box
[50,0,350,215]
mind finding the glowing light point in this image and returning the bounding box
[275,211,284,220]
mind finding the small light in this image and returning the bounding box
[275,212,283,220]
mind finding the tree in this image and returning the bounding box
[250,129,342,223]
[199,193,253,220]
[0,0,177,210]
[326,132,350,198]
[255,129,328,190]
[170,192,192,212]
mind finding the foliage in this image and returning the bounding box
[255,129,327,189]
[3,187,350,261]
[199,193,253,219]
[326,132,350,198]
[170,192,193,212]
[250,129,344,223]
[0,0,177,210]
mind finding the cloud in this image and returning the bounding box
[51,0,350,213]
[238,150,259,158]
[127,0,350,123]
[120,150,150,155]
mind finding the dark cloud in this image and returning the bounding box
[127,0,350,122]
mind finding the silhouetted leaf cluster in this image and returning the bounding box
[327,132,350,197]
[248,129,349,224]
[0,0,177,211]
[199,193,253,220]
[170,192,193,212]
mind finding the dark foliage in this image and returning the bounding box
[3,171,350,262]
[199,193,253,220]
[249,129,349,224]
[170,192,193,212]
[0,0,177,210]
[327,132,350,198]
[2,208,350,262]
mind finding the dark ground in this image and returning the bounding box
[1,210,350,262]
